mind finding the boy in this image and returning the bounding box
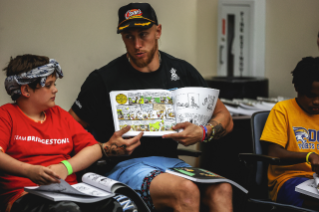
[0,54,135,212]
[261,57,319,210]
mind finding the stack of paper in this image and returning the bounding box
[221,97,282,116]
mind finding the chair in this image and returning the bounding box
[238,111,319,212]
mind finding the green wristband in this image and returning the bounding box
[306,152,315,164]
[60,160,73,175]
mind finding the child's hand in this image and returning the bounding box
[47,163,68,180]
[26,165,60,185]
[309,153,319,174]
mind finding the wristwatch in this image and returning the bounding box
[204,123,215,142]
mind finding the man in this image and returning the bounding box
[261,57,319,210]
[70,3,233,212]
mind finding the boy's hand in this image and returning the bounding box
[48,163,68,180]
[309,153,319,174]
[26,165,60,185]
[162,122,203,146]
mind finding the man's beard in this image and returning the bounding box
[128,42,158,68]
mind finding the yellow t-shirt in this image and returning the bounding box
[260,98,319,201]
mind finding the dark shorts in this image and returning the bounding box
[276,177,309,207]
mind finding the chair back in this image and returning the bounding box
[251,111,270,155]
[250,111,270,198]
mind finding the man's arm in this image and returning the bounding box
[163,99,233,146]
[268,143,319,174]
[69,108,89,129]
[206,99,234,139]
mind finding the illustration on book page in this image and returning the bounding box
[173,88,218,126]
[113,90,176,135]
[110,87,219,136]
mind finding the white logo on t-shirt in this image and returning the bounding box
[14,135,70,145]
[75,100,82,109]
[170,68,180,81]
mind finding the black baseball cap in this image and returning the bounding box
[117,3,158,34]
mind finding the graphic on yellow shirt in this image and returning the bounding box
[293,127,318,150]
[293,127,309,143]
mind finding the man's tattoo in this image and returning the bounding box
[104,144,127,156]
[209,120,226,140]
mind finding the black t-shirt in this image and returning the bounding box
[72,51,208,165]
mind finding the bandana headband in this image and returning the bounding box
[4,59,63,99]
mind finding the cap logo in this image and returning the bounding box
[135,22,151,26]
[125,9,143,19]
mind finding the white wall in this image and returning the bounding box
[0,0,199,109]
[2,0,319,109]
[196,0,219,79]
[265,0,319,98]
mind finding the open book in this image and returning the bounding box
[24,172,150,211]
[295,173,319,199]
[166,167,248,193]
[110,87,219,136]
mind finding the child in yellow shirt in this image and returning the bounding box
[261,57,319,209]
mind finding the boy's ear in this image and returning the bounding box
[20,85,30,97]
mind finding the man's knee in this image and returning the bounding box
[207,183,233,201]
[151,176,201,210]
[175,180,200,205]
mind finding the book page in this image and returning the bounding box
[165,167,248,193]
[314,173,319,190]
[25,178,111,197]
[295,178,319,198]
[110,89,176,136]
[167,167,224,180]
[23,189,113,203]
[82,172,151,211]
[172,87,219,126]
[82,172,123,193]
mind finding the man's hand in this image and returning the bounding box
[162,122,203,146]
[102,126,143,157]
[26,165,61,185]
[309,153,319,174]
[48,163,68,180]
